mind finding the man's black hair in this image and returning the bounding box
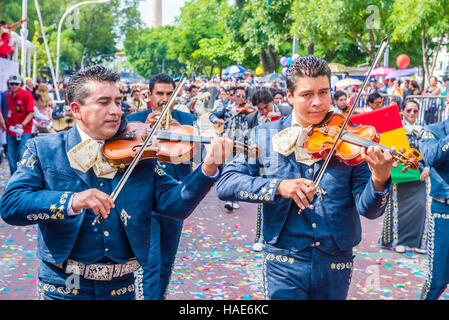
[0,21,6,26]
[149,73,175,93]
[333,90,347,101]
[234,86,246,93]
[251,89,273,106]
[367,92,382,104]
[149,73,176,93]
[286,55,331,94]
[66,65,120,104]
[273,90,285,97]
[186,84,198,92]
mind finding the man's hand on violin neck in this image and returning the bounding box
[275,178,316,210]
[202,134,234,176]
[361,146,397,192]
[72,189,115,219]
[145,111,180,128]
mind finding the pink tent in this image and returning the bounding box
[365,67,395,77]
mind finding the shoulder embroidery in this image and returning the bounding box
[20,147,37,170]
[420,128,435,140]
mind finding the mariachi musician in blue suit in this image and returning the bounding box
[216,55,395,300]
[127,73,202,300]
[419,98,449,300]
[0,66,233,300]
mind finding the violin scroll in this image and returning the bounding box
[394,147,422,173]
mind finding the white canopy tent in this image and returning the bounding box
[0,31,36,92]
[9,31,37,83]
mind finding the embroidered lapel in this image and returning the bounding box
[273,115,301,177]
[120,209,131,227]
[66,126,91,188]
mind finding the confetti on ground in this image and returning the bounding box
[0,160,39,300]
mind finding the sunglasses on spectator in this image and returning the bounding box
[235,94,246,98]
[10,83,20,86]
[405,108,418,114]
[374,101,383,106]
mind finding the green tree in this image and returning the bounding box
[174,0,224,74]
[2,0,144,78]
[389,0,449,86]
[192,38,232,78]
[124,26,185,78]
[221,0,293,74]
[292,0,395,65]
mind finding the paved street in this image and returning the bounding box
[0,112,448,300]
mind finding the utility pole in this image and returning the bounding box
[292,35,299,55]
[34,0,61,100]
[148,0,162,27]
[384,44,390,67]
[20,0,28,80]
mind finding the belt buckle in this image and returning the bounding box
[65,259,86,275]
[84,264,115,281]
[120,259,140,277]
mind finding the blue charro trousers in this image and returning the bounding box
[421,200,449,300]
[141,214,183,300]
[263,244,354,300]
[37,260,136,300]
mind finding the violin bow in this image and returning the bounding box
[308,37,389,205]
[92,73,188,225]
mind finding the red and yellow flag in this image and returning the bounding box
[350,104,421,184]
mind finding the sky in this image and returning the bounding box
[139,0,187,26]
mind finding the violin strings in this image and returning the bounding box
[342,132,406,161]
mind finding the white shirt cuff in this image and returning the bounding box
[67,194,82,216]
[201,166,220,178]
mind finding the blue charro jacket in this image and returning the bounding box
[0,125,219,265]
[215,113,391,252]
[419,119,449,198]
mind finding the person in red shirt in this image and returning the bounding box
[6,74,34,174]
[0,19,28,59]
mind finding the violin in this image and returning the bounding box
[103,121,260,167]
[295,37,402,215]
[213,104,256,134]
[304,112,422,172]
[236,104,256,114]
